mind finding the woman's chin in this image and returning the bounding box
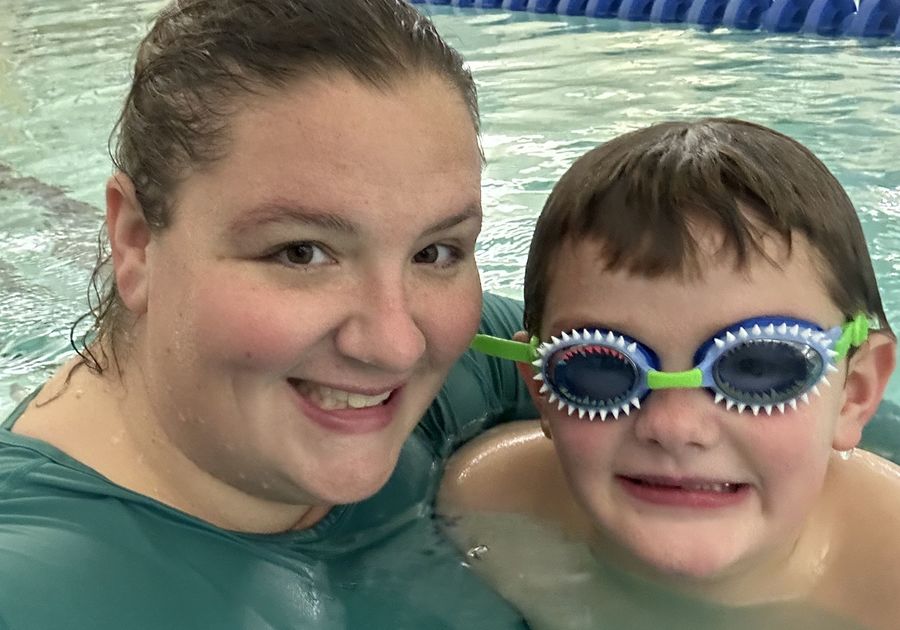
[298,460,398,506]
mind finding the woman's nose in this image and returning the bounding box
[333,277,426,374]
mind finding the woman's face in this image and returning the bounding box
[136,74,483,507]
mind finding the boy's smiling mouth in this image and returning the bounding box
[617,475,751,507]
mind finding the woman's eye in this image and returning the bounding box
[413,243,460,267]
[272,242,333,266]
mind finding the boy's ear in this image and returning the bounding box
[106,173,152,315]
[513,330,553,439]
[833,332,897,451]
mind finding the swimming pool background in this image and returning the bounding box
[1,2,898,421]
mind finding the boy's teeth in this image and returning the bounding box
[637,478,741,493]
[683,481,738,493]
[294,383,391,410]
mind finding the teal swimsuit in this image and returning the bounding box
[0,293,534,630]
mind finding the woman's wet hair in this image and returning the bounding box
[522,118,892,339]
[77,0,479,372]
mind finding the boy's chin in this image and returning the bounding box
[639,549,735,582]
[616,530,750,583]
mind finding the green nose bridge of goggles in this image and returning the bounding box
[469,313,871,387]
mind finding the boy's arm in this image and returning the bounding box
[436,422,603,630]
[437,419,586,537]
[438,420,550,517]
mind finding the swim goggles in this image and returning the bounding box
[471,314,870,420]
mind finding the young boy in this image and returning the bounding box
[439,119,899,630]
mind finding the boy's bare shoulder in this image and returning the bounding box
[438,420,573,524]
[836,449,900,542]
[820,449,900,629]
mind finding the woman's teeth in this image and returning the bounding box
[293,382,391,410]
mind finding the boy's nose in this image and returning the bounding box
[632,388,722,453]
[334,278,426,374]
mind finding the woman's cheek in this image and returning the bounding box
[421,274,482,364]
[189,282,321,369]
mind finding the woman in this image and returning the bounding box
[0,1,533,628]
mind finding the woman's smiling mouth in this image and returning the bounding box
[287,379,402,434]
[290,380,393,410]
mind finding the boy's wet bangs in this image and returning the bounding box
[567,154,789,280]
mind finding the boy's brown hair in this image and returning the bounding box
[522,118,892,339]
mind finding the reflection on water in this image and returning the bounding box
[1,5,899,417]
[444,511,868,630]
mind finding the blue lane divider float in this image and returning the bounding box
[651,0,694,22]
[586,0,625,16]
[412,0,900,38]
[723,0,772,29]
[800,0,855,33]
[619,0,655,20]
[558,0,590,13]
[762,0,813,32]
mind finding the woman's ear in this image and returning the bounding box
[513,330,552,439]
[106,173,151,315]
[833,332,897,451]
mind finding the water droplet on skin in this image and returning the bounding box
[466,544,489,560]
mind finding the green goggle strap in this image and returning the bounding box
[833,313,870,360]
[470,334,538,364]
[646,369,703,390]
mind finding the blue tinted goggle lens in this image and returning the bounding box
[712,339,824,404]
[549,344,639,409]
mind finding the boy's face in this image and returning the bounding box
[533,231,857,580]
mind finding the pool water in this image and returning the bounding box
[1,3,899,446]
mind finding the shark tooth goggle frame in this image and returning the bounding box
[471,314,870,420]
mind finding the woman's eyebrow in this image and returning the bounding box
[227,201,359,236]
[421,203,482,237]
[227,201,482,237]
